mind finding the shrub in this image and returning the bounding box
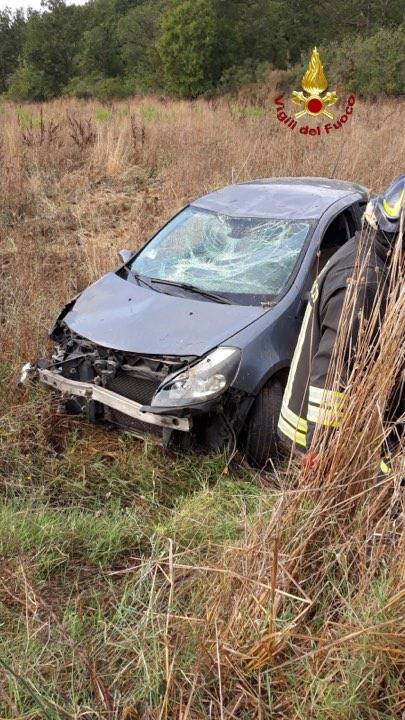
[219,60,258,93]
[67,74,131,101]
[275,27,404,100]
[8,60,55,101]
[322,27,404,97]
[344,26,403,96]
[157,0,218,97]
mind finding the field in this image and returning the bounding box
[0,92,404,719]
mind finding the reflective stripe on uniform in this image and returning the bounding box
[383,189,404,218]
[283,302,313,410]
[308,385,347,408]
[278,415,307,447]
[280,401,308,433]
[307,403,343,428]
[279,268,330,449]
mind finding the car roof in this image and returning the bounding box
[191,177,368,220]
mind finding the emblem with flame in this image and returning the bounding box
[292,47,337,120]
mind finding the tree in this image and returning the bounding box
[118,0,164,89]
[214,0,289,85]
[279,0,405,64]
[157,0,218,97]
[73,0,123,80]
[0,9,26,93]
[214,0,286,68]
[9,0,85,99]
[157,0,290,97]
[325,25,405,96]
[5,0,404,100]
[8,60,54,100]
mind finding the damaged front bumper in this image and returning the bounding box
[19,364,191,433]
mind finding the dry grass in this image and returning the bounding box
[0,92,404,718]
[1,94,404,367]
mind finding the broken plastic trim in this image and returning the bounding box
[20,365,191,432]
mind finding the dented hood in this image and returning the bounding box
[62,273,263,356]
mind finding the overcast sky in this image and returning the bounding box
[1,0,86,11]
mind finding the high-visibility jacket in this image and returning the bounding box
[277,232,390,452]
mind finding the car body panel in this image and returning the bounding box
[28,177,369,459]
[61,182,367,391]
[192,177,367,220]
[62,272,263,356]
[37,367,191,431]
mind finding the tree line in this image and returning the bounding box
[1,0,404,101]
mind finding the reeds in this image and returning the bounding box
[163,222,404,717]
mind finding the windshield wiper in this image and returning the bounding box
[129,270,151,287]
[129,271,166,294]
[148,278,232,304]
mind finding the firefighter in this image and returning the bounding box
[277,175,404,468]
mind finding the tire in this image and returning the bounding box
[242,377,286,469]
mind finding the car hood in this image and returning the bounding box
[62,272,263,356]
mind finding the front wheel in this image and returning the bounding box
[242,377,286,468]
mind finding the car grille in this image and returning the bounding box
[105,370,163,439]
[107,409,163,440]
[107,370,160,406]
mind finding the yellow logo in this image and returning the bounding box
[291,47,337,120]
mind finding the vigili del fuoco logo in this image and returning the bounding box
[274,47,355,136]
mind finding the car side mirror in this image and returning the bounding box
[118,249,132,264]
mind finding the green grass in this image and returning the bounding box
[158,478,262,548]
[16,107,43,129]
[140,102,161,122]
[1,368,402,718]
[94,107,110,122]
[0,377,266,715]
[0,498,154,573]
[229,104,266,120]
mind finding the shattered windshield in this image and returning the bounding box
[130,207,312,302]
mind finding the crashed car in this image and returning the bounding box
[21,177,368,466]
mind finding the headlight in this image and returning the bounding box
[151,347,241,408]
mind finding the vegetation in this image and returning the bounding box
[326,26,405,97]
[1,0,404,100]
[0,93,404,717]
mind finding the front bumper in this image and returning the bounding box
[19,364,191,433]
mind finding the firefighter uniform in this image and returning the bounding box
[277,232,389,452]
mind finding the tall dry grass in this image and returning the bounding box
[1,94,404,368]
[0,93,404,718]
[182,225,404,716]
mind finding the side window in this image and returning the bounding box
[312,210,355,278]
